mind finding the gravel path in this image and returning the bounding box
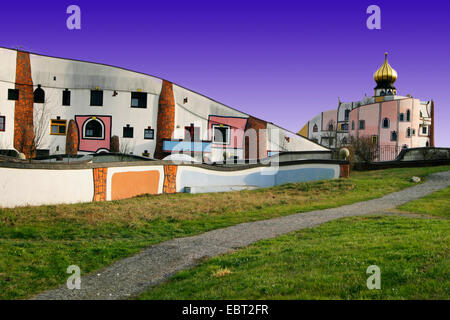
[33,171,450,300]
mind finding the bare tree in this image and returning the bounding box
[322,120,337,149]
[16,99,51,161]
[349,136,378,163]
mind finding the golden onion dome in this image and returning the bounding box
[374,52,398,85]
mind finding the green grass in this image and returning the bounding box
[138,216,450,300]
[0,165,449,299]
[397,186,450,218]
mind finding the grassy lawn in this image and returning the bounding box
[138,216,450,300]
[0,165,449,299]
[397,186,450,218]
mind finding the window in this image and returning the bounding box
[399,113,405,122]
[420,111,423,118]
[0,116,5,131]
[90,90,103,106]
[84,119,104,138]
[407,127,411,137]
[391,131,398,141]
[50,119,67,135]
[412,129,416,136]
[359,120,365,130]
[313,124,318,132]
[212,125,230,144]
[123,125,134,138]
[184,125,200,141]
[8,89,19,101]
[131,92,147,108]
[371,135,378,144]
[328,123,334,131]
[342,137,348,145]
[406,109,411,122]
[63,89,71,106]
[351,120,355,130]
[341,123,348,131]
[382,118,390,128]
[144,128,154,140]
[422,126,428,134]
[34,85,45,103]
[344,109,350,121]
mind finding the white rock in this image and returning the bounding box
[411,176,421,183]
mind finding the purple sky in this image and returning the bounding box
[1,0,449,146]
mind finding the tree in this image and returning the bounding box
[349,136,378,163]
[16,99,51,161]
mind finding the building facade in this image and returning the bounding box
[0,47,327,161]
[299,53,434,161]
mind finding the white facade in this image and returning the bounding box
[0,47,328,160]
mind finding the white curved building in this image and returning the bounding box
[0,47,326,161]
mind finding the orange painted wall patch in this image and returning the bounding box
[111,170,160,200]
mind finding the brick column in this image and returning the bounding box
[154,80,175,159]
[93,168,108,201]
[14,51,35,158]
[340,163,350,178]
[245,116,267,159]
[66,119,79,156]
[163,165,178,193]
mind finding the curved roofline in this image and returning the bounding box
[0,45,328,150]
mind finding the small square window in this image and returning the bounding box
[50,119,67,135]
[422,126,427,134]
[358,120,365,130]
[63,89,71,106]
[0,116,5,131]
[8,89,19,101]
[123,126,134,138]
[131,92,147,108]
[144,128,154,139]
[90,90,103,106]
[371,135,378,144]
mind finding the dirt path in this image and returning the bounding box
[33,171,450,300]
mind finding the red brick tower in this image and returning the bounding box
[154,80,175,159]
[14,51,35,158]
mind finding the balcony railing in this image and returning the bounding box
[163,139,212,154]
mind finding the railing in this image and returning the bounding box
[378,145,402,162]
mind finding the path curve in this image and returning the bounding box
[33,171,450,300]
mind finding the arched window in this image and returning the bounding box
[313,124,318,132]
[84,119,104,139]
[399,113,405,122]
[407,127,411,137]
[382,118,390,128]
[328,123,334,131]
[406,109,411,121]
[34,85,45,103]
[380,90,386,96]
[391,131,397,141]
[351,120,355,130]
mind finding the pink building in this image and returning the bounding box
[299,53,434,161]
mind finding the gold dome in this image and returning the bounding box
[374,52,398,85]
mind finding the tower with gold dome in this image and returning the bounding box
[374,52,398,97]
[299,52,435,159]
